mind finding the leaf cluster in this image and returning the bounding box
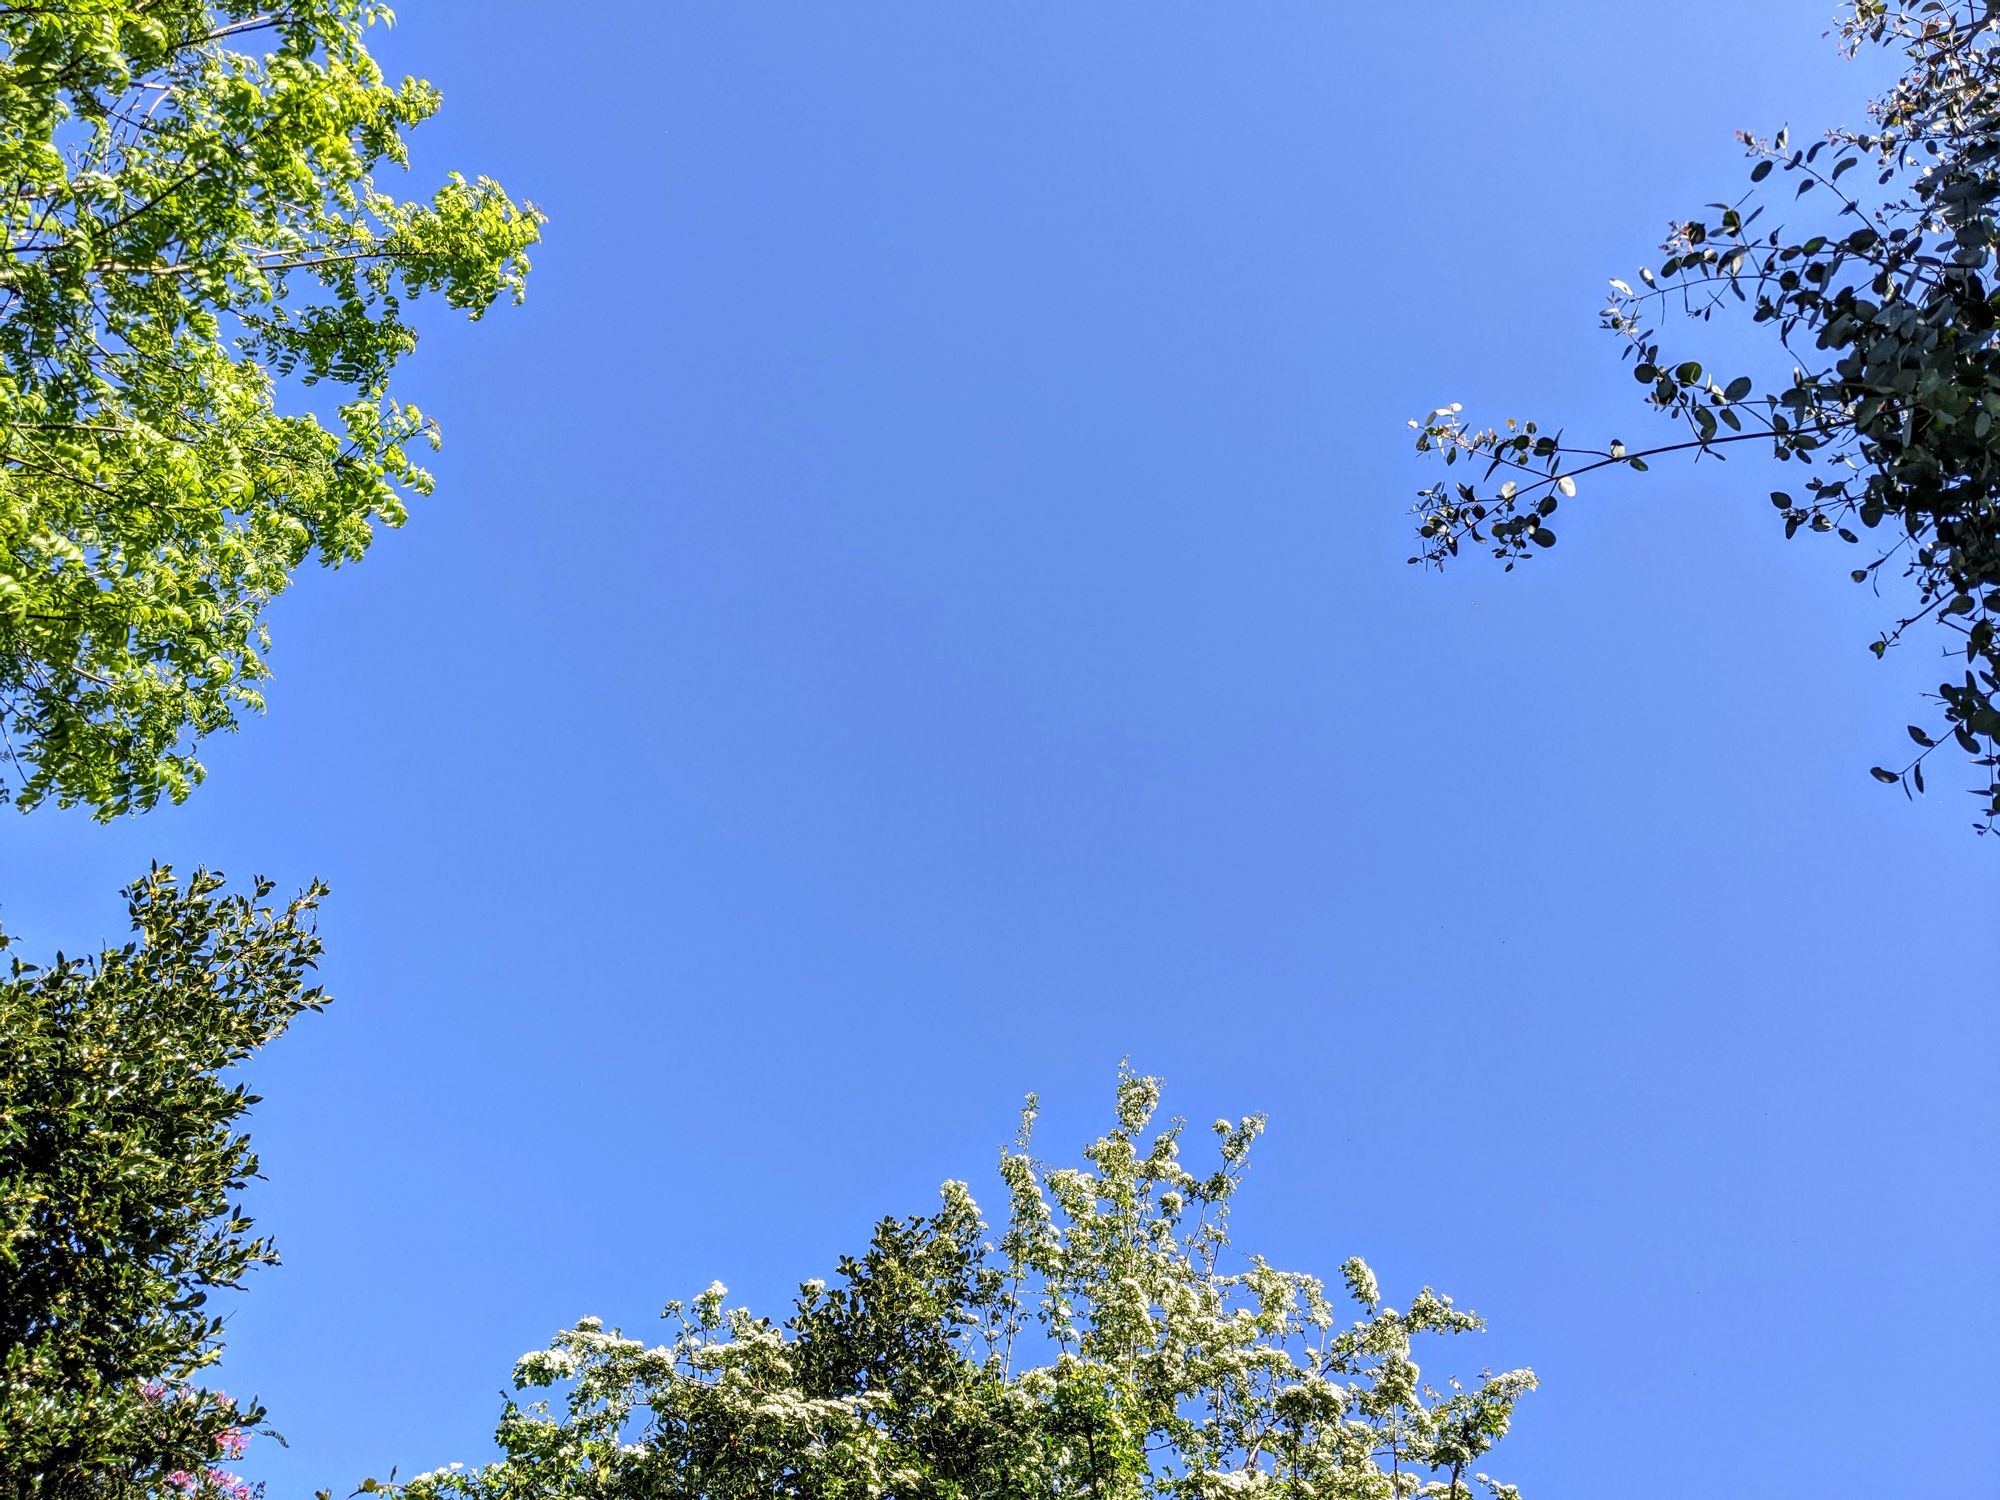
[1412,0,2000,830]
[0,867,327,1499]
[0,2,541,817]
[394,1069,1533,1500]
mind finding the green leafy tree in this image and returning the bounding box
[1411,0,2000,831]
[0,1,540,817]
[0,867,328,1500]
[396,1070,1534,1500]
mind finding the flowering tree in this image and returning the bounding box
[398,1071,1534,1499]
[0,2,540,817]
[0,868,327,1499]
[143,1382,260,1500]
[1412,0,2000,832]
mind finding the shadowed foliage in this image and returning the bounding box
[1414,0,2000,832]
[0,868,326,1500]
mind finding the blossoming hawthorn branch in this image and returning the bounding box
[387,1071,1536,1500]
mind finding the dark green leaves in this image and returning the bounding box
[0,868,328,1493]
[1411,0,2000,834]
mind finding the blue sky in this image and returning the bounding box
[6,2,1997,1495]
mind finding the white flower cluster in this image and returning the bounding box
[403,1070,1534,1500]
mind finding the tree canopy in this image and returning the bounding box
[1411,0,2000,832]
[393,1070,1534,1500]
[0,1,540,818]
[0,867,327,1500]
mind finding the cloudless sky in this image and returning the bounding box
[5,3,1996,1496]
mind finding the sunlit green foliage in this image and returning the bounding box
[396,1071,1534,1499]
[1413,0,2000,831]
[0,2,540,817]
[0,867,327,1499]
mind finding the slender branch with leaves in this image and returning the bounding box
[1412,0,2000,831]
